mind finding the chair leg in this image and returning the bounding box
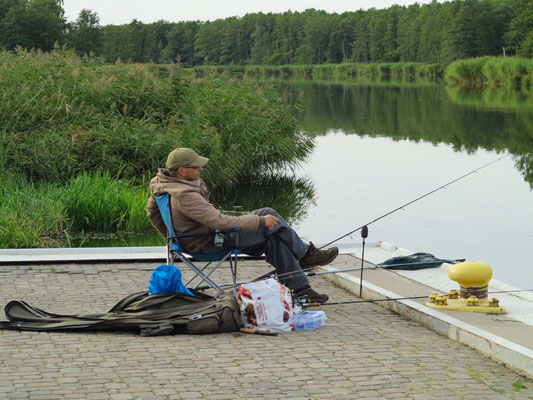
[185,262,213,287]
[176,254,222,291]
[230,254,238,298]
[166,244,172,265]
[189,257,229,290]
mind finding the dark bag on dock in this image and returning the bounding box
[0,290,242,336]
[380,252,463,270]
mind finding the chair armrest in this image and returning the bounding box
[170,228,241,240]
[217,228,241,234]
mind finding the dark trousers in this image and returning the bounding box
[201,208,310,289]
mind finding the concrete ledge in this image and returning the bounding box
[0,247,168,263]
[0,242,367,264]
[321,265,533,380]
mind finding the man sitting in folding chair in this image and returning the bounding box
[146,147,338,303]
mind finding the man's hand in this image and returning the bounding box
[264,214,279,229]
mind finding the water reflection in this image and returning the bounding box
[282,81,533,188]
[72,231,165,248]
[212,174,316,225]
[446,86,533,111]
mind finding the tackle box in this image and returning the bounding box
[294,311,326,330]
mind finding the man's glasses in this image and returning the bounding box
[183,165,201,169]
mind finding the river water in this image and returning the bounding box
[281,80,533,289]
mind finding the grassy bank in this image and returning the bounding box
[0,49,313,248]
[194,62,443,80]
[0,172,152,248]
[445,57,533,90]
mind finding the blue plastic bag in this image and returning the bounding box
[148,265,194,296]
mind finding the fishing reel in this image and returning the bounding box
[294,295,312,305]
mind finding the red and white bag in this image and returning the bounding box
[238,278,293,332]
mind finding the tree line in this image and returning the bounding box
[1,0,533,66]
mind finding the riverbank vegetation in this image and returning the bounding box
[445,57,533,90]
[3,1,533,88]
[0,50,313,248]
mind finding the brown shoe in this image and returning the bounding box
[299,242,339,268]
[293,285,329,303]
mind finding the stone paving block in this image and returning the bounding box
[1,261,532,399]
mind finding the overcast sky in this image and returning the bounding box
[63,0,439,25]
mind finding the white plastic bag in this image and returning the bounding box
[238,278,293,332]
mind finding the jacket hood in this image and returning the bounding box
[149,168,209,199]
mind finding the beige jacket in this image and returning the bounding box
[146,169,265,252]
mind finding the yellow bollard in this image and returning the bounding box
[448,261,492,299]
[425,261,505,314]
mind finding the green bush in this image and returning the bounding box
[390,63,404,77]
[0,49,311,189]
[402,63,418,77]
[420,63,443,77]
[378,63,391,77]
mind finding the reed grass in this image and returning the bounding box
[61,171,151,232]
[1,49,313,248]
[0,174,68,248]
[445,56,533,89]
[0,171,153,248]
[1,49,310,189]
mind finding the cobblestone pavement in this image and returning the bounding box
[1,260,532,400]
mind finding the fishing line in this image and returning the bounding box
[194,258,479,291]
[319,154,509,249]
[201,257,467,291]
[241,154,508,289]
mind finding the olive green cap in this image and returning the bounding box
[166,148,208,169]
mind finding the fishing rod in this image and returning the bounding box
[319,154,509,249]
[359,225,368,297]
[250,154,507,283]
[299,289,533,308]
[194,257,467,291]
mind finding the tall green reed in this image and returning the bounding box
[1,49,309,188]
[0,174,69,248]
[61,171,151,231]
[0,171,153,248]
[445,56,533,89]
[0,49,313,247]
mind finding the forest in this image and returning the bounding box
[1,0,533,66]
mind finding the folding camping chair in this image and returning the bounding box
[155,194,241,296]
